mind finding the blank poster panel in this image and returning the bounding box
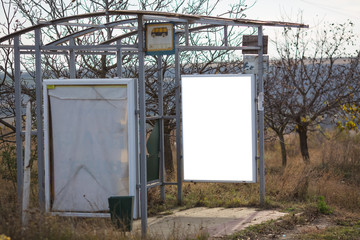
[44,80,135,213]
[182,75,256,182]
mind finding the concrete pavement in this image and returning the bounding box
[132,207,287,239]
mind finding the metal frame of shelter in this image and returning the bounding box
[0,10,308,235]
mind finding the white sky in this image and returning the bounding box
[1,0,359,57]
[218,0,360,57]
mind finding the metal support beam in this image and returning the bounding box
[35,29,45,210]
[257,26,265,206]
[175,35,183,205]
[224,25,228,46]
[19,50,138,56]
[163,182,178,185]
[157,56,166,201]
[147,181,162,189]
[137,15,148,236]
[185,22,189,46]
[21,131,38,136]
[134,78,140,219]
[43,44,138,51]
[116,40,122,78]
[69,38,76,78]
[14,36,23,206]
[178,46,259,51]
[254,63,259,196]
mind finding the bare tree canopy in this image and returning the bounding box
[265,21,360,164]
[0,0,256,174]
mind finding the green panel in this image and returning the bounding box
[108,196,134,231]
[146,120,160,182]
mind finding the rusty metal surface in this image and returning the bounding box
[0,10,308,44]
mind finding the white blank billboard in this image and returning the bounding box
[182,74,256,182]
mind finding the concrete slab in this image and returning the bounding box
[132,207,287,239]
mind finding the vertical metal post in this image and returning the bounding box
[35,29,45,210]
[258,26,265,206]
[157,56,166,201]
[185,22,189,46]
[137,15,148,236]
[22,101,32,225]
[69,38,76,78]
[14,36,23,205]
[224,25,228,46]
[116,40,122,78]
[134,78,140,219]
[254,68,259,186]
[175,35,183,205]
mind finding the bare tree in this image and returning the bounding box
[0,1,38,187]
[1,0,256,173]
[0,0,25,143]
[264,64,294,167]
[265,21,360,164]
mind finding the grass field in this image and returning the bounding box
[0,129,359,239]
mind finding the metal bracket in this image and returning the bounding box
[21,131,37,136]
[258,92,264,111]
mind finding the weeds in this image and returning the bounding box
[1,129,360,239]
[317,196,332,215]
[0,143,17,187]
[225,213,308,240]
[299,220,360,240]
[0,235,11,240]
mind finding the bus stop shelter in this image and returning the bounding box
[0,10,308,235]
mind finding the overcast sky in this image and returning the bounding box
[1,0,358,56]
[245,0,359,22]
[221,0,360,56]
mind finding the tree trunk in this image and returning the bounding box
[297,124,310,164]
[99,55,107,78]
[278,133,287,167]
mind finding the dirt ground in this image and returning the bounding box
[274,215,333,240]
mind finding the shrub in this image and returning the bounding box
[317,196,333,215]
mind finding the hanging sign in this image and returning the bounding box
[242,35,268,54]
[145,22,175,55]
[243,55,269,74]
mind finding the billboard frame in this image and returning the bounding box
[43,78,137,218]
[181,74,257,183]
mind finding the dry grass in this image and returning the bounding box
[265,131,360,211]
[1,129,360,239]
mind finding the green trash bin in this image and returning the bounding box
[108,196,134,231]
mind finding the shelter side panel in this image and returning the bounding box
[48,85,129,212]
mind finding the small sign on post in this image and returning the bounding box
[242,35,268,55]
[243,55,269,74]
[145,23,175,55]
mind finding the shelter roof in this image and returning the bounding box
[0,10,308,44]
